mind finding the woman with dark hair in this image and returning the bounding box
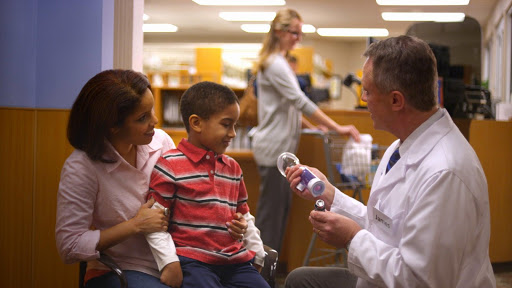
[55,69,182,288]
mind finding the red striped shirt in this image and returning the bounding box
[149,139,255,265]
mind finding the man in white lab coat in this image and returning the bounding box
[284,35,496,288]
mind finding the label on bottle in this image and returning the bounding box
[297,167,325,196]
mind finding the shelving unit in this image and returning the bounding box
[148,46,335,152]
[152,86,245,128]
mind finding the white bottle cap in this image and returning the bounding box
[308,178,325,197]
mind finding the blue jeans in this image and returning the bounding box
[85,270,169,288]
[179,255,270,288]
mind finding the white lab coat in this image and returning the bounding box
[331,109,496,287]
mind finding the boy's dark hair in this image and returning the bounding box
[180,81,239,132]
[67,69,151,162]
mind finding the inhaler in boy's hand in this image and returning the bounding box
[277,152,325,196]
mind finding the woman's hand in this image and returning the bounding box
[316,124,329,133]
[226,212,247,241]
[97,198,169,251]
[131,198,169,234]
[336,124,360,142]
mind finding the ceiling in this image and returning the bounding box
[143,0,498,44]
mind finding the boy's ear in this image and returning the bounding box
[189,114,202,133]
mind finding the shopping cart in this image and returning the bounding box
[300,129,388,267]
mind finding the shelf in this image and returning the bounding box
[153,86,244,129]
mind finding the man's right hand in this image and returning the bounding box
[285,165,336,208]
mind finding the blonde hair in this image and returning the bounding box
[256,8,302,72]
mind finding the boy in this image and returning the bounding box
[146,81,268,287]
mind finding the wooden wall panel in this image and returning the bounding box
[470,120,512,262]
[33,110,76,288]
[0,108,35,288]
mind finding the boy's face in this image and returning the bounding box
[191,103,239,155]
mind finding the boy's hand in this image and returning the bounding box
[226,212,247,241]
[160,261,183,288]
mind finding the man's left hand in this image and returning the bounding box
[309,210,361,249]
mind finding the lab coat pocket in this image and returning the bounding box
[371,206,405,246]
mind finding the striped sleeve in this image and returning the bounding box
[234,162,250,215]
[148,155,177,208]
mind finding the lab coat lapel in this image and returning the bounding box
[369,111,453,200]
[370,146,406,200]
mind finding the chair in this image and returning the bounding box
[79,252,127,288]
[79,245,278,288]
[262,244,279,288]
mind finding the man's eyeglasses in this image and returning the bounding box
[286,30,304,38]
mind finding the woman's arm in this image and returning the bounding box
[97,198,168,251]
[308,109,360,142]
[55,153,168,263]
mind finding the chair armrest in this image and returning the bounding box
[97,252,127,288]
[261,245,279,288]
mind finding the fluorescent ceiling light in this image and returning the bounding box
[317,28,389,37]
[143,14,150,21]
[377,0,469,5]
[143,24,178,33]
[219,12,276,21]
[241,24,270,33]
[193,0,285,5]
[302,24,316,33]
[382,12,465,22]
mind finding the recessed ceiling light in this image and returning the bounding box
[143,24,178,33]
[317,28,389,37]
[241,24,271,33]
[377,0,469,5]
[193,0,285,5]
[381,12,465,22]
[219,12,276,21]
[143,14,150,21]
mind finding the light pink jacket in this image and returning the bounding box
[55,129,175,278]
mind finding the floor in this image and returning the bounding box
[274,262,512,287]
[495,262,512,288]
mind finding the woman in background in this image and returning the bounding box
[252,8,360,254]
